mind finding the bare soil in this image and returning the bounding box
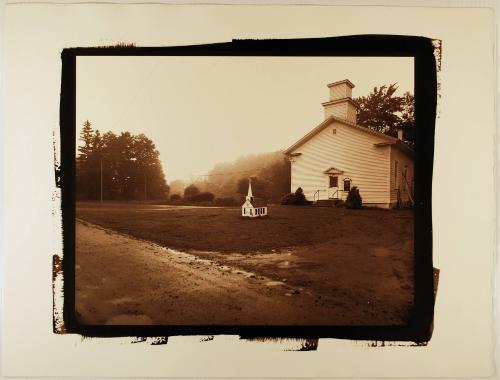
[75,203,414,325]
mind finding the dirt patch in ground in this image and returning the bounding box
[76,220,407,325]
[194,239,414,324]
[75,203,414,325]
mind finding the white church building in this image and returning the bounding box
[241,179,268,217]
[284,79,414,209]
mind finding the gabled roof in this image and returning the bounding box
[324,167,344,175]
[283,115,414,158]
[284,116,395,154]
[374,141,414,158]
[242,199,267,208]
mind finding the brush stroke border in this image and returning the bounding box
[59,35,436,343]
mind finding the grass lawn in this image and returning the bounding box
[76,202,415,324]
[76,202,413,253]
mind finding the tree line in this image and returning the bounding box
[169,151,291,204]
[169,84,414,204]
[76,120,169,201]
[76,84,413,204]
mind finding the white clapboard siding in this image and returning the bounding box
[389,147,415,205]
[324,102,348,120]
[347,103,358,123]
[329,84,351,100]
[290,120,391,204]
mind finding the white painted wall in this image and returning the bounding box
[329,82,352,100]
[289,120,392,205]
[347,102,358,123]
[324,102,348,120]
[389,146,415,206]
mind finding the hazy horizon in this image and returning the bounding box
[76,56,413,183]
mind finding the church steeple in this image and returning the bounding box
[241,177,267,218]
[321,79,359,123]
[246,179,253,202]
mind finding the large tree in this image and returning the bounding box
[76,123,169,201]
[355,84,414,145]
[398,91,415,145]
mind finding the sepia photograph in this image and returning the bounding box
[3,2,497,377]
[72,52,419,328]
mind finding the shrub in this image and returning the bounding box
[345,186,362,209]
[335,200,346,208]
[169,194,182,202]
[214,197,238,206]
[184,184,200,199]
[281,193,296,205]
[294,187,307,205]
[188,191,215,203]
[281,188,308,205]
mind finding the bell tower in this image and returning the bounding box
[322,79,359,124]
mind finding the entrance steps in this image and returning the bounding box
[313,199,342,207]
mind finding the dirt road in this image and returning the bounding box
[76,219,411,326]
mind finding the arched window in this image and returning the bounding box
[343,177,351,192]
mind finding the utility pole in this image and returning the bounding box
[100,157,103,204]
[144,171,147,201]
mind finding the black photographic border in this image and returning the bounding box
[59,35,436,343]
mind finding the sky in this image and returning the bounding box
[76,56,413,182]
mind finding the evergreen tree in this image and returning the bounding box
[294,187,306,205]
[76,120,96,199]
[345,186,363,209]
[78,120,94,160]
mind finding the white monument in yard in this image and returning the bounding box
[241,179,268,218]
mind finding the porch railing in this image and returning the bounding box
[329,189,339,200]
[313,189,326,202]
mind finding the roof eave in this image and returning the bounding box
[327,79,355,88]
[321,97,360,108]
[374,141,415,157]
[284,116,405,155]
[284,117,335,155]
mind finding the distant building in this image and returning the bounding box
[241,179,268,217]
[284,79,414,208]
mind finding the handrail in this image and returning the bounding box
[313,190,320,202]
[328,189,339,200]
[313,189,326,202]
